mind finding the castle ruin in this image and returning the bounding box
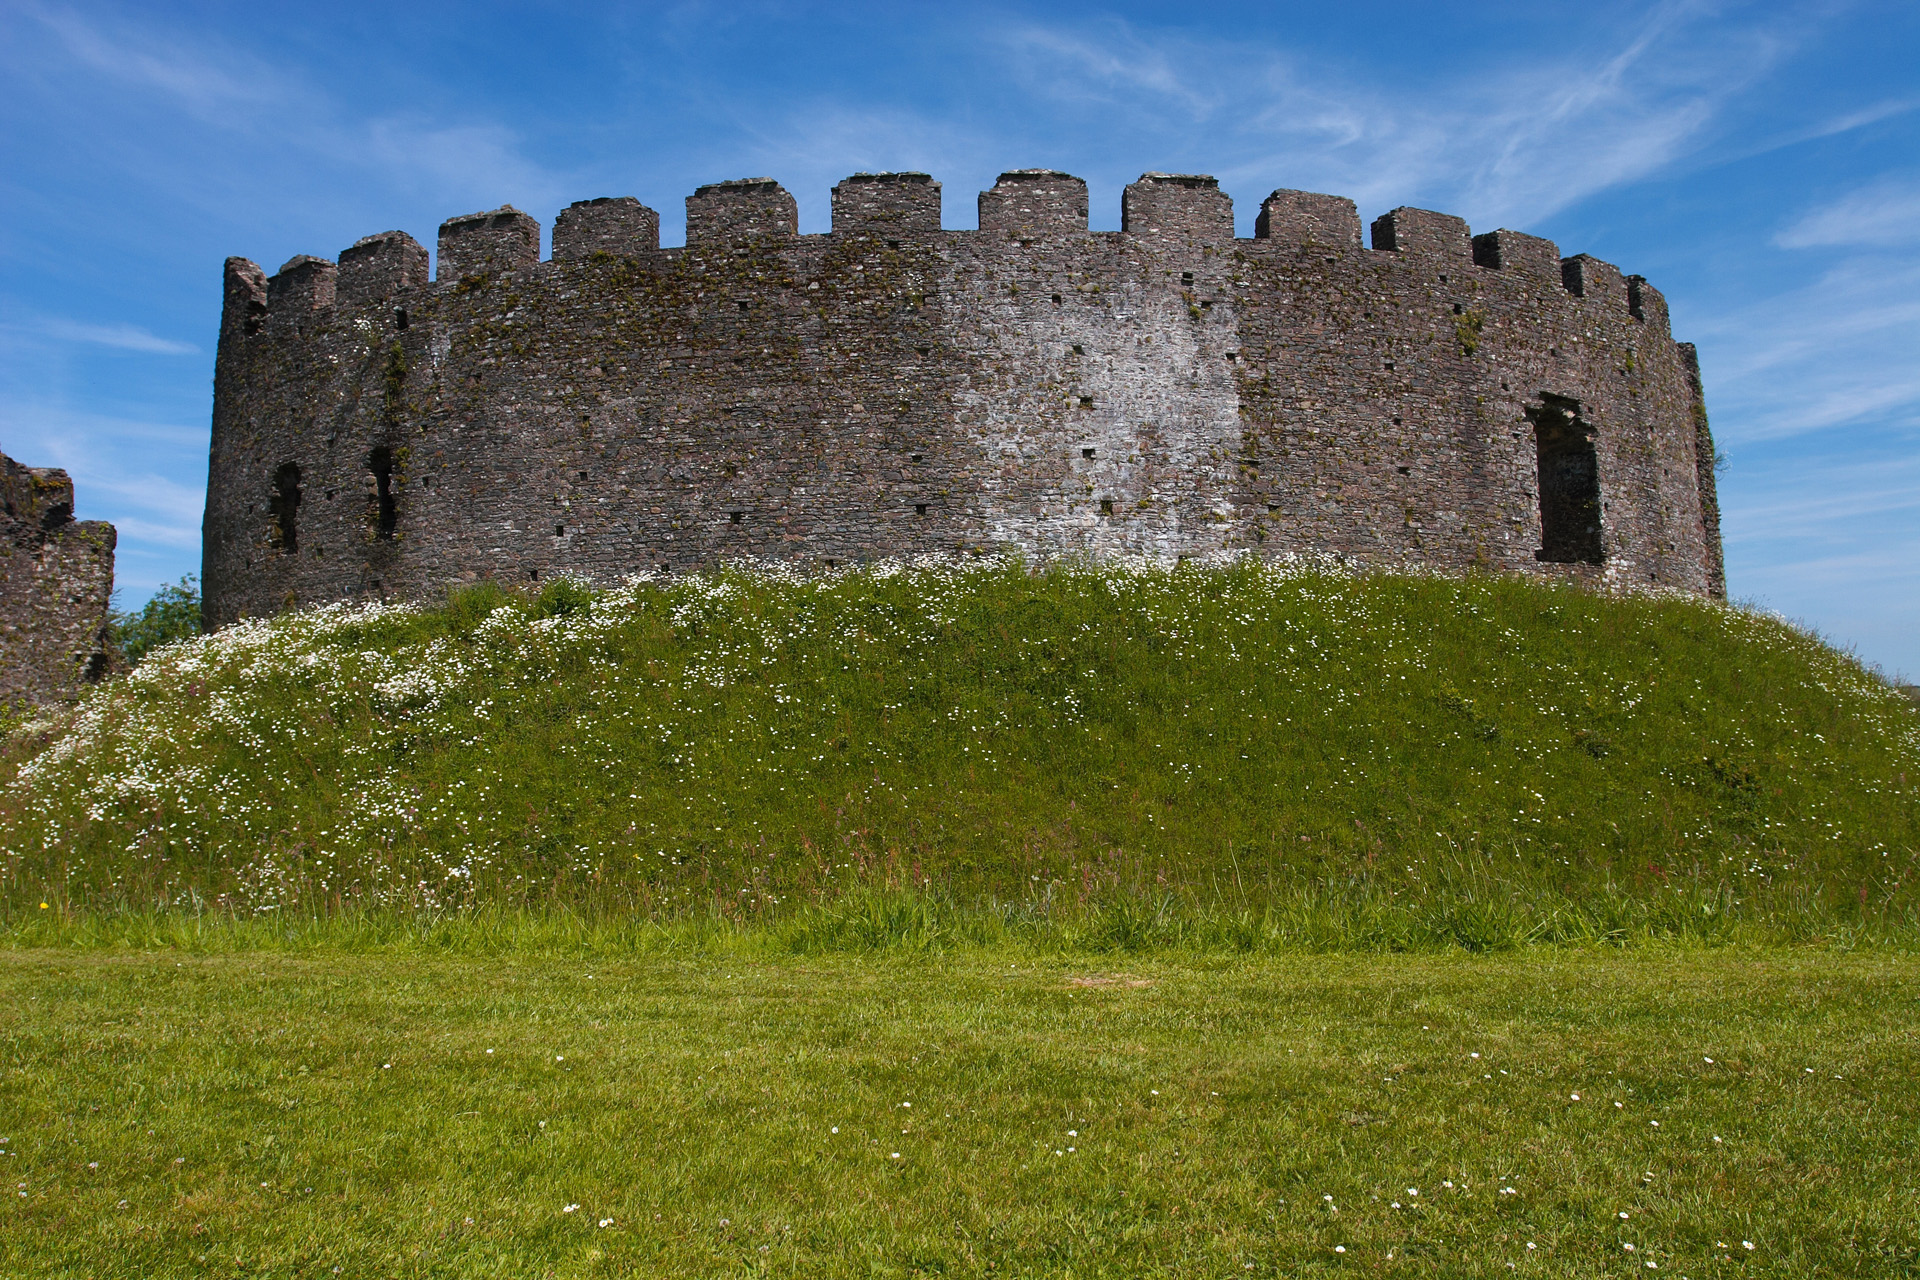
[203,170,1723,626]
[1,452,116,708]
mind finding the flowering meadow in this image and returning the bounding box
[2,557,1915,939]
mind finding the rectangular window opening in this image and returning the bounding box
[1530,395,1604,564]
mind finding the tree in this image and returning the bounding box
[111,575,202,665]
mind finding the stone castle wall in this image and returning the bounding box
[1,454,116,708]
[203,170,1724,627]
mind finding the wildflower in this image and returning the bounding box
[1624,1243,1635,1252]
[598,1218,613,1228]
[1570,1093,1580,1101]
[88,1162,99,1170]
[1526,1242,1536,1250]
[831,1127,838,1134]
[891,1152,901,1159]
[563,1204,579,1213]
[1334,1246,1345,1254]
[1743,1241,1755,1250]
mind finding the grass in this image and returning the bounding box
[2,943,1915,1277]
[3,560,1917,1273]
[1,558,1915,935]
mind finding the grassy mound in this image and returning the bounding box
[3,560,1915,941]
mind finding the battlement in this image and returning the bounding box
[339,231,429,305]
[437,206,540,281]
[831,172,941,235]
[1255,189,1362,247]
[1122,173,1235,242]
[203,164,1722,627]
[553,197,660,260]
[978,170,1088,238]
[687,178,797,246]
[1471,229,1562,287]
[1370,207,1473,265]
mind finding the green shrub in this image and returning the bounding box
[108,574,201,664]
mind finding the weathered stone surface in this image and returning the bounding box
[202,170,1725,627]
[1,453,116,708]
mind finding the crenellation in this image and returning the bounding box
[831,172,942,235]
[1471,229,1562,286]
[1560,253,1627,311]
[978,170,1088,238]
[1626,275,1671,337]
[1371,208,1473,266]
[222,257,268,338]
[552,197,661,261]
[268,255,336,312]
[338,231,429,305]
[437,206,540,281]
[203,167,1725,627]
[686,178,797,246]
[1254,189,1362,247]
[1121,173,1234,242]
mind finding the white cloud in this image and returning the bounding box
[1776,175,1920,248]
[36,319,198,355]
[991,3,1787,229]
[1690,254,1920,443]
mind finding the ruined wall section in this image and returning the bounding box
[204,170,1722,627]
[1,454,116,708]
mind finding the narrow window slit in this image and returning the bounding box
[368,447,397,540]
[270,463,302,553]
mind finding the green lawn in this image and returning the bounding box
[3,945,1915,1277]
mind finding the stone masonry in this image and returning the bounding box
[1,452,116,708]
[203,170,1725,627]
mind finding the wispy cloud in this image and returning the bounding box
[34,319,198,355]
[1776,175,1920,248]
[990,3,1788,228]
[1692,254,1920,442]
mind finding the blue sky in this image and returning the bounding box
[3,1,1916,675]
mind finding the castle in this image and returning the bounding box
[203,170,1723,627]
